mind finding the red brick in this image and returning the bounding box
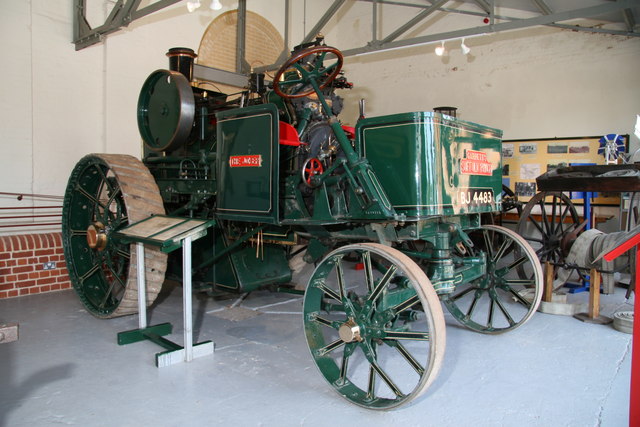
[35,249,54,256]
[13,251,33,258]
[61,283,71,289]
[10,236,20,251]
[39,270,50,278]
[57,274,70,282]
[58,261,67,269]
[6,259,16,267]
[38,256,49,263]
[18,280,35,288]
[0,252,10,261]
[28,272,39,279]
[19,288,29,296]
[0,268,11,276]
[55,248,65,255]
[17,258,28,266]
[37,277,56,285]
[46,234,56,247]
[5,274,17,282]
[29,287,39,294]
[8,290,18,297]
[0,276,4,283]
[0,283,14,291]
[25,234,35,249]
[13,266,34,274]
[53,233,62,246]
[17,273,28,281]
[51,284,61,291]
[41,285,51,292]
[0,236,10,252]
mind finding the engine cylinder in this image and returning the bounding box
[166,47,197,81]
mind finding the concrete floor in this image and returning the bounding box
[0,279,633,427]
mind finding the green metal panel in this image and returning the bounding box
[356,112,502,218]
[215,104,280,223]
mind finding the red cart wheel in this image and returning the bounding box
[302,158,324,187]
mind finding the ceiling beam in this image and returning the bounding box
[379,0,450,44]
[301,0,346,45]
[73,0,181,50]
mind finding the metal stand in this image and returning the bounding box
[115,216,215,367]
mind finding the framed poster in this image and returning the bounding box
[502,135,629,205]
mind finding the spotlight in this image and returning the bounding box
[210,0,222,10]
[461,39,470,55]
[186,0,201,12]
[435,41,445,56]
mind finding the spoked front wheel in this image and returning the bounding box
[303,243,446,409]
[442,225,543,334]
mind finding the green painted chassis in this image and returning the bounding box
[143,98,503,296]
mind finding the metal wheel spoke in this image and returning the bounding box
[482,230,494,258]
[363,251,374,292]
[318,339,345,356]
[384,331,430,341]
[313,314,340,330]
[69,228,88,237]
[371,360,404,398]
[493,295,517,327]
[335,257,346,300]
[76,186,107,210]
[503,278,536,287]
[506,254,529,272]
[487,297,495,328]
[391,294,420,314]
[528,214,545,236]
[366,365,376,400]
[451,285,476,301]
[318,284,341,302]
[78,264,100,284]
[507,286,533,307]
[492,236,513,263]
[394,342,425,375]
[368,264,397,303]
[466,291,482,318]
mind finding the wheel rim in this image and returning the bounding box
[442,225,543,334]
[62,154,167,318]
[303,243,445,409]
[516,191,581,266]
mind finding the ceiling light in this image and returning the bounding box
[435,41,445,56]
[461,39,470,55]
[186,0,201,12]
[210,0,222,10]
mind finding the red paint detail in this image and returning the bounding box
[303,158,324,185]
[460,150,492,176]
[602,238,640,426]
[342,126,356,139]
[279,121,307,147]
[355,263,364,271]
[229,155,262,168]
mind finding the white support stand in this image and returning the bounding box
[116,216,215,368]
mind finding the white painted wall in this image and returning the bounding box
[1,0,638,234]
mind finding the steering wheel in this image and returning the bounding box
[273,45,343,99]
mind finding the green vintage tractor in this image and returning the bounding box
[61,40,543,409]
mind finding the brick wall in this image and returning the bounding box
[0,233,71,299]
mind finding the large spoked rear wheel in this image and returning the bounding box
[442,225,543,334]
[303,243,446,409]
[62,154,167,318]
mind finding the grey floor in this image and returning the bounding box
[0,277,633,427]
